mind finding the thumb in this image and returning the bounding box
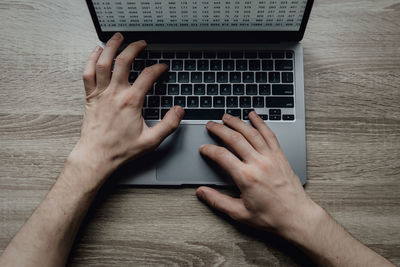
[147,106,184,144]
[196,186,250,222]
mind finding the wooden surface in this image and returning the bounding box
[1,0,400,266]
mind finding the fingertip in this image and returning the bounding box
[174,105,184,118]
[196,187,205,199]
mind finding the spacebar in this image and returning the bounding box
[183,109,225,120]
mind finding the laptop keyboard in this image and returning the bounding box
[113,50,295,122]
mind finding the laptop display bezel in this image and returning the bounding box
[86,0,314,43]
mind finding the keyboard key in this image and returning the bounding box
[245,51,257,58]
[253,97,264,108]
[190,52,202,58]
[230,72,241,83]
[172,60,183,71]
[176,52,189,58]
[191,72,202,83]
[286,51,293,58]
[207,84,218,95]
[233,84,245,95]
[174,96,186,107]
[243,72,254,83]
[146,87,154,96]
[168,84,179,95]
[246,84,257,95]
[200,96,212,107]
[187,96,199,107]
[144,109,160,120]
[197,60,209,71]
[194,84,206,95]
[184,60,196,70]
[236,60,247,71]
[269,109,281,115]
[269,72,280,83]
[217,72,229,83]
[226,109,241,118]
[167,72,177,83]
[282,72,294,83]
[148,52,161,58]
[145,60,157,67]
[259,114,268,120]
[231,51,243,58]
[136,51,147,59]
[270,115,281,120]
[204,72,215,83]
[181,84,192,95]
[226,96,238,107]
[204,52,217,59]
[275,60,293,71]
[223,60,235,70]
[272,52,285,58]
[210,60,222,70]
[183,109,225,120]
[161,109,169,119]
[258,52,271,58]
[240,97,251,108]
[133,60,145,71]
[259,84,271,95]
[220,84,232,95]
[213,96,225,108]
[163,52,175,59]
[178,72,190,83]
[243,109,254,120]
[217,51,230,58]
[155,84,167,95]
[256,72,268,83]
[272,84,294,95]
[249,60,261,70]
[161,96,173,107]
[148,96,160,107]
[266,97,294,108]
[262,60,273,70]
[283,114,295,120]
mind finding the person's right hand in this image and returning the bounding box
[196,112,324,240]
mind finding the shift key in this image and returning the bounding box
[266,97,294,108]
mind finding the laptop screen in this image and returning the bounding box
[92,0,308,32]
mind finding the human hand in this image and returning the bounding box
[196,112,322,240]
[69,33,184,187]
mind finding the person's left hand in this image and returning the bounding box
[69,33,184,188]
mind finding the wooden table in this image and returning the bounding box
[1,0,399,266]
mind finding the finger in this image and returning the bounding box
[129,63,168,107]
[144,106,184,146]
[196,186,250,221]
[222,113,269,154]
[82,46,103,96]
[249,111,281,151]
[111,40,147,86]
[199,144,246,188]
[95,32,124,90]
[205,121,257,161]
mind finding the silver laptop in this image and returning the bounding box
[86,0,313,185]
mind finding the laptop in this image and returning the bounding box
[86,0,313,186]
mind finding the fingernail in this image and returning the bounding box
[174,106,184,118]
[206,121,215,128]
[112,32,122,40]
[94,45,101,52]
[196,189,204,199]
[138,39,147,45]
[249,111,257,117]
[223,113,232,121]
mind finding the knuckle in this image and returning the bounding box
[248,128,261,139]
[230,132,243,143]
[82,72,93,82]
[95,62,108,72]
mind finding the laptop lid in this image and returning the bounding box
[86,0,313,44]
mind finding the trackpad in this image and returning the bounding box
[155,124,231,184]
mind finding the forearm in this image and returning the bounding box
[0,150,109,267]
[285,202,394,267]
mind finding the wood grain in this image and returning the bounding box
[1,0,400,266]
